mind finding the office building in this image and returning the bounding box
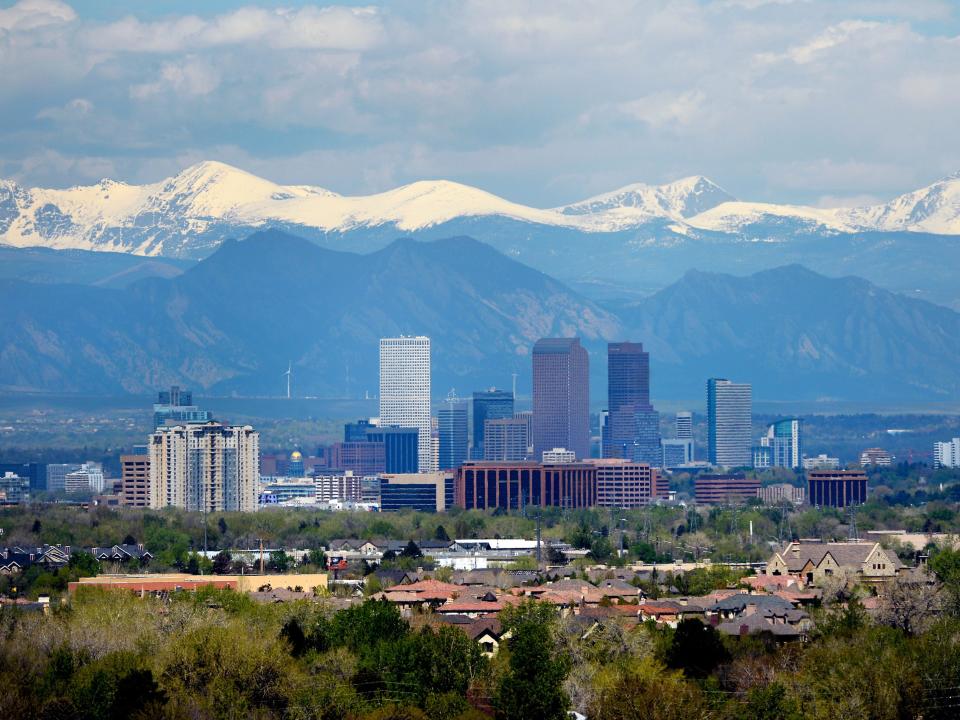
[64,463,105,494]
[365,426,419,474]
[120,453,151,507]
[46,463,81,493]
[662,439,694,468]
[259,478,317,505]
[514,411,534,454]
[707,378,752,468]
[0,472,29,504]
[438,399,468,470]
[379,336,432,472]
[676,412,693,440]
[632,407,662,466]
[153,385,212,429]
[592,459,667,508]
[483,418,529,462]
[808,469,868,508]
[758,419,803,469]
[0,463,46,493]
[935,438,960,468]
[472,389,514,459]
[380,472,454,512]
[604,342,662,465]
[149,422,260,512]
[752,445,773,469]
[802,454,840,470]
[542,447,576,464]
[328,441,386,477]
[345,419,376,443]
[605,342,651,458]
[315,472,362,504]
[532,337,590,460]
[758,483,806,506]
[694,474,760,505]
[455,461,596,510]
[860,447,892,467]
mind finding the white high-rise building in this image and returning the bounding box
[64,463,105,494]
[379,336,432,472]
[935,438,960,468]
[149,422,259,512]
[676,411,693,440]
[707,378,753,468]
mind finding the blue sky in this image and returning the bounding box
[2,0,959,206]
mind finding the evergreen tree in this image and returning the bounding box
[495,602,570,720]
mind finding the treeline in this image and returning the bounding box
[5,566,960,719]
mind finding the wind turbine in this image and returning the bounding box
[283,362,292,399]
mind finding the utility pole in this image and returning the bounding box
[536,510,542,567]
[259,537,265,574]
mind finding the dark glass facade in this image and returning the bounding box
[605,342,660,464]
[379,475,454,512]
[438,402,468,470]
[0,462,47,492]
[455,461,597,510]
[808,470,868,508]
[366,427,419,474]
[472,390,514,458]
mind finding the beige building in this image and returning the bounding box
[758,483,805,506]
[149,422,259,512]
[766,540,901,587]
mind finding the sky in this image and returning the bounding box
[1,0,959,207]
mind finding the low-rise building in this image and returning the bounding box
[694,474,760,505]
[860,447,892,467]
[757,483,805,506]
[808,469,868,508]
[802,454,840,470]
[0,472,30,504]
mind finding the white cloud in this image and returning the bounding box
[0,0,74,31]
[131,58,221,99]
[0,1,959,207]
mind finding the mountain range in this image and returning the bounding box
[1,231,958,403]
[3,161,960,310]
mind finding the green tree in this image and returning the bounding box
[401,541,423,558]
[495,601,570,720]
[212,550,233,575]
[269,550,291,573]
[664,619,729,679]
[434,524,451,542]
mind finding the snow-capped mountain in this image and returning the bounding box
[4,160,960,260]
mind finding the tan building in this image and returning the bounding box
[591,459,666,508]
[121,454,150,507]
[69,572,328,594]
[149,422,260,512]
[758,483,805,506]
[766,540,901,587]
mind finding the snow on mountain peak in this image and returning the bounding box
[3,161,960,258]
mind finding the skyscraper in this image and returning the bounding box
[471,389,514,459]
[605,342,661,465]
[707,378,752,468]
[676,412,693,440]
[532,338,590,460]
[438,399,468,470]
[379,336,432,472]
[149,421,259,512]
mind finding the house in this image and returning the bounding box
[88,544,153,565]
[716,611,809,641]
[766,541,902,587]
[467,618,507,657]
[0,545,71,574]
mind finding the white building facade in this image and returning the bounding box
[379,336,433,472]
[935,438,960,468]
